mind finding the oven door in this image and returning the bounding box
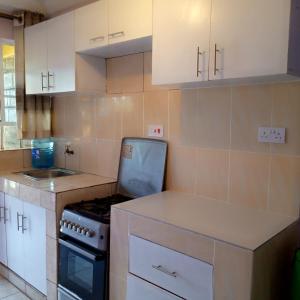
[58,235,107,300]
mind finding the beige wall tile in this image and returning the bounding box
[229,151,270,209]
[110,208,129,281]
[78,95,96,138]
[166,145,197,194]
[122,93,143,137]
[214,241,253,300]
[96,139,121,179]
[269,155,300,217]
[47,280,57,300]
[129,214,214,264]
[271,82,300,155]
[23,149,32,169]
[53,139,66,169]
[231,85,272,152]
[79,138,98,174]
[196,149,229,201]
[144,51,164,92]
[169,90,182,145]
[19,185,40,206]
[46,209,57,239]
[181,87,231,148]
[143,90,169,139]
[46,237,57,283]
[0,150,24,172]
[110,273,127,300]
[64,96,81,138]
[107,53,143,94]
[65,139,80,171]
[95,96,122,140]
[51,97,65,138]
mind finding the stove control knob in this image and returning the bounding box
[86,230,94,238]
[63,221,69,227]
[68,223,73,229]
[59,220,64,226]
[81,229,87,235]
[76,227,82,233]
[72,224,78,231]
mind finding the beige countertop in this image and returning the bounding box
[0,171,116,193]
[115,191,298,251]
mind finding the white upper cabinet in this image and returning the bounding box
[25,22,48,95]
[75,0,108,52]
[108,0,152,44]
[210,0,291,80]
[25,11,106,95]
[152,0,211,85]
[152,0,294,85]
[74,0,152,56]
[47,12,75,93]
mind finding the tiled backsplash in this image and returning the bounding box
[52,52,300,217]
[0,149,32,172]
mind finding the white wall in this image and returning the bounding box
[0,18,13,39]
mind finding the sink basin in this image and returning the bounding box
[17,168,80,180]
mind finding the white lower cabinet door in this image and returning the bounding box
[126,274,182,300]
[0,192,7,265]
[23,202,47,294]
[5,195,25,278]
[129,235,213,300]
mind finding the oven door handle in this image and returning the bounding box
[59,238,103,261]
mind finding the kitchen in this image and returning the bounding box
[0,0,299,299]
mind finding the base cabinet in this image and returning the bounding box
[126,274,181,300]
[0,192,7,266]
[5,195,47,294]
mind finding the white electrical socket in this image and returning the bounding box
[148,125,164,138]
[258,127,286,144]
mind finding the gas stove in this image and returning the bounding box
[60,194,132,251]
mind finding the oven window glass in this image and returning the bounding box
[59,237,107,300]
[67,252,94,293]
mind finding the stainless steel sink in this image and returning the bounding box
[17,168,80,180]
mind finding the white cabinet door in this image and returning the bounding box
[25,22,48,94]
[47,12,75,93]
[0,192,7,266]
[127,274,181,300]
[5,195,24,278]
[23,202,46,294]
[209,0,291,80]
[152,0,211,85]
[108,0,152,44]
[75,0,108,52]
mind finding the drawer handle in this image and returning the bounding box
[152,265,177,278]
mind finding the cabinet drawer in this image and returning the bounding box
[127,273,181,300]
[129,235,213,300]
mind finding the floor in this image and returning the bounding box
[0,276,29,300]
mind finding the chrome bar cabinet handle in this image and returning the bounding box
[0,206,4,222]
[214,43,220,76]
[197,47,204,77]
[41,72,48,91]
[48,72,55,89]
[108,31,125,38]
[22,215,27,234]
[152,265,177,278]
[90,36,105,43]
[17,212,22,231]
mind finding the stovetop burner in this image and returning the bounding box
[65,194,132,224]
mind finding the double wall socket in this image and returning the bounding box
[258,127,286,144]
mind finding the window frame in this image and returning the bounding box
[0,38,21,150]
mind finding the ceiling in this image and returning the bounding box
[0,0,96,17]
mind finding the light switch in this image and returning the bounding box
[148,125,164,138]
[258,127,286,144]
